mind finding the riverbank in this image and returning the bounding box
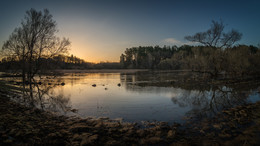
[1,89,260,145]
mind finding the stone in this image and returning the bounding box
[80,134,98,146]
[69,124,91,133]
[146,137,161,144]
[213,124,222,129]
[167,130,175,138]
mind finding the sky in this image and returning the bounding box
[0,0,260,62]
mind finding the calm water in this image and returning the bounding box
[2,71,260,123]
[48,71,260,123]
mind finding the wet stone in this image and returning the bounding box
[213,124,222,129]
[69,124,92,133]
[80,134,98,146]
[219,133,232,139]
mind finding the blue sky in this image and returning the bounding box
[0,0,260,62]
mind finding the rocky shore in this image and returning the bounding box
[1,90,260,145]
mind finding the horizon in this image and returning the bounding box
[1,0,260,62]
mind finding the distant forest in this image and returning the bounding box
[1,44,259,78]
[120,45,260,77]
[0,54,121,70]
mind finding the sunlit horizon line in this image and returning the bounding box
[80,56,120,64]
[80,54,120,64]
[85,60,120,64]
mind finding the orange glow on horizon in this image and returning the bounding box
[57,25,124,64]
[69,44,120,64]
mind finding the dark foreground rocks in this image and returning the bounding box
[1,92,260,145]
[184,102,260,145]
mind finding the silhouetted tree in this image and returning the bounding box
[1,8,70,80]
[1,8,70,105]
[185,20,242,48]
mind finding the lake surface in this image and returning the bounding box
[53,73,190,123]
[2,71,260,123]
[44,71,259,123]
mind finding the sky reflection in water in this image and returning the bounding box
[51,72,260,123]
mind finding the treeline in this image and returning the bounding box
[1,44,259,78]
[120,46,175,69]
[0,54,121,71]
[120,45,260,78]
[50,55,121,69]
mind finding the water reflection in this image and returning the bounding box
[120,71,260,121]
[171,87,249,120]
[12,76,72,114]
[5,71,259,123]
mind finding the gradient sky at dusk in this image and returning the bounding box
[1,0,260,62]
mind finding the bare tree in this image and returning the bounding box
[185,20,242,48]
[1,8,70,105]
[2,8,70,81]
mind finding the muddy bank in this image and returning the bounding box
[1,91,260,145]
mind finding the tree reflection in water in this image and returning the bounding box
[171,86,248,120]
[16,76,72,114]
[7,71,258,122]
[120,71,259,120]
